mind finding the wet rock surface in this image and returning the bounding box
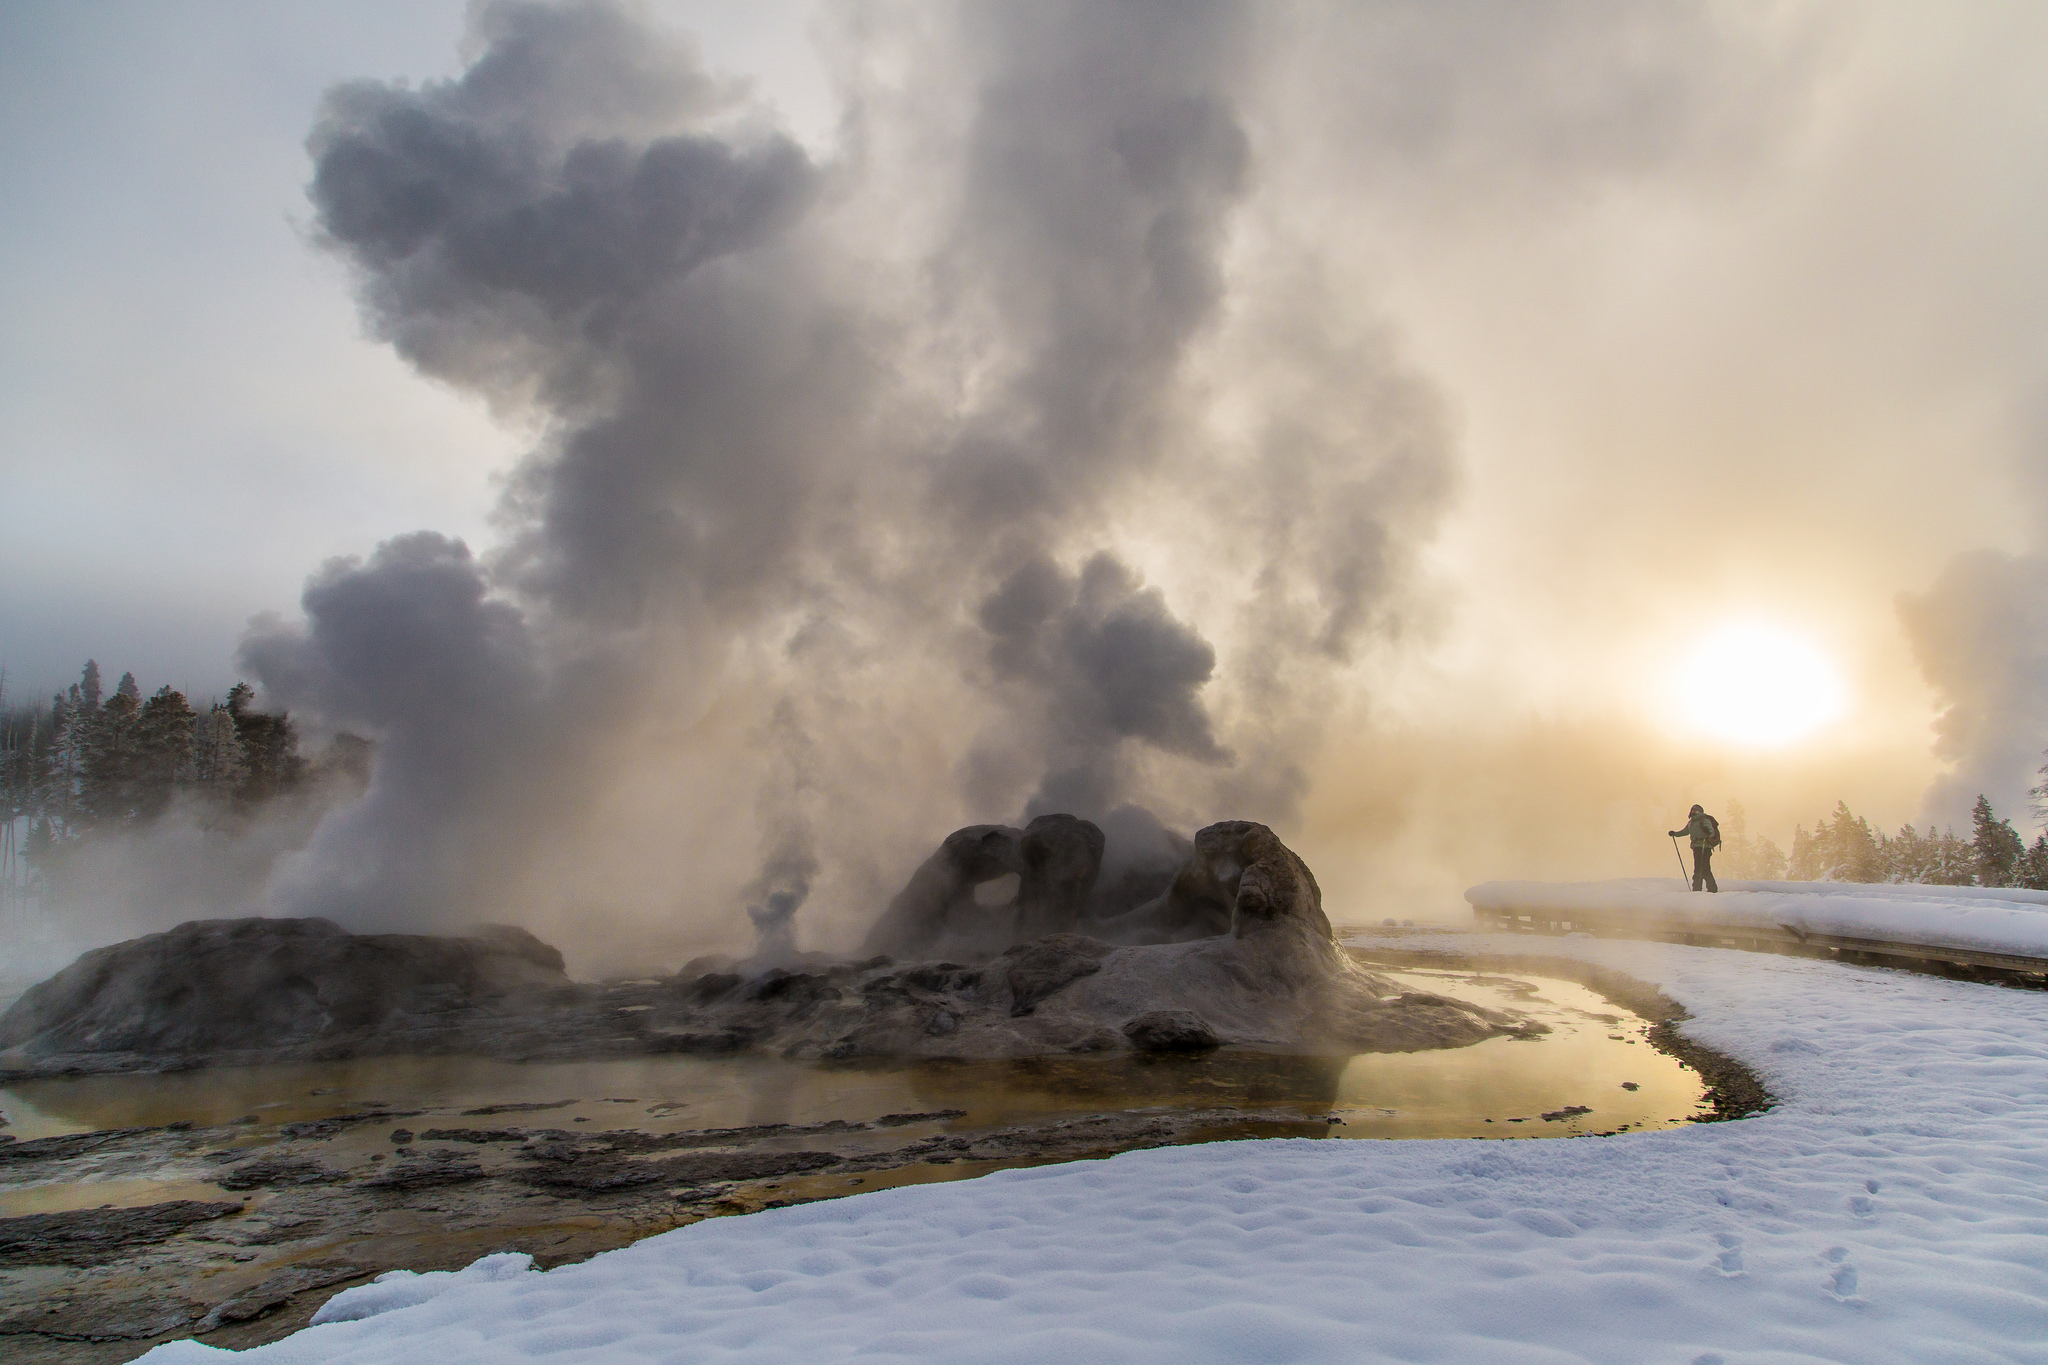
[0,1201,245,1268]
[0,950,1749,1364]
[0,822,1526,1083]
[1121,1009,1221,1052]
[0,1128,194,1167]
[212,1157,348,1191]
[1001,935,1114,1015]
[0,1085,1356,1362]
[1,1293,203,1345]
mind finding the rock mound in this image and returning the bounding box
[863,812,1323,960]
[0,918,567,1058]
[0,821,1527,1072]
[863,815,1115,960]
[819,818,1523,1057]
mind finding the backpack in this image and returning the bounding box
[1702,814,1721,849]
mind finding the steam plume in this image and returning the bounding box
[244,0,1463,957]
[1898,550,2048,830]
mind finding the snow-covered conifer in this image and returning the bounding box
[1824,802,1882,882]
[1970,795,2024,888]
[134,686,197,818]
[192,705,247,795]
[2017,835,2048,892]
[1718,800,1786,879]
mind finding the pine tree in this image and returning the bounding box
[191,705,247,795]
[42,692,80,836]
[133,686,196,819]
[1970,794,2025,888]
[1931,826,1975,885]
[2030,751,2048,828]
[114,671,140,702]
[78,685,142,824]
[1821,802,1882,882]
[1885,824,1927,883]
[2016,835,2048,893]
[1785,802,1988,886]
[79,660,102,714]
[1718,799,1787,880]
[0,680,36,908]
[1788,824,1819,880]
[225,682,304,803]
[0,677,22,826]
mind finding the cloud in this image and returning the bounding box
[240,533,559,927]
[268,0,1328,952]
[252,0,1800,955]
[976,550,1229,820]
[1898,550,2048,829]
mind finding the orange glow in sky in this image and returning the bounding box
[1670,622,1848,748]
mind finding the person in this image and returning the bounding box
[1670,804,1721,892]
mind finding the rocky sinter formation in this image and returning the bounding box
[878,814,1323,953]
[0,918,570,1074]
[832,818,1521,1057]
[0,821,1524,1080]
[0,1081,1363,1353]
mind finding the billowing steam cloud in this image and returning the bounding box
[980,551,1230,819]
[239,0,1461,959]
[241,534,555,926]
[1898,550,2048,829]
[301,0,828,622]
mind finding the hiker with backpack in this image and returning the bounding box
[1670,804,1722,892]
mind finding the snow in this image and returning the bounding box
[139,932,2048,1364]
[1471,876,2048,960]
[309,1253,537,1325]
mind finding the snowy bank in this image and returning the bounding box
[136,932,2048,1364]
[1470,876,2048,964]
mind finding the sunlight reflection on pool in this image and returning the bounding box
[0,965,1703,1182]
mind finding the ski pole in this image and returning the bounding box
[1670,834,1691,888]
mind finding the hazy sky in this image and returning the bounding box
[6,1,2048,960]
[0,0,826,697]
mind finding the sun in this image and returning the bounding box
[1671,621,1847,746]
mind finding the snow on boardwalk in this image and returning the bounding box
[145,935,2048,1364]
[1471,877,2048,965]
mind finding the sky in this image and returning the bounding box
[4,1,2047,967]
[0,1,828,699]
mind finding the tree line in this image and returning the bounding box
[1714,794,2048,890]
[0,659,368,905]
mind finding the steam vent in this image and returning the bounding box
[837,817,1524,1057]
[0,821,1524,1079]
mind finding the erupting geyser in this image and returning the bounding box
[0,820,1524,1077]
[835,815,1519,1057]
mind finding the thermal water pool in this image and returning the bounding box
[0,962,1731,1359]
[1,965,1706,1216]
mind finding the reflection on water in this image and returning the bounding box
[0,968,1702,1154]
[0,1177,236,1217]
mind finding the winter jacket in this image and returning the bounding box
[1671,812,1721,850]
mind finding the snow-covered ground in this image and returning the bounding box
[1471,876,2048,961]
[142,932,2048,1364]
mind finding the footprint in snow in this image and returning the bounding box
[1848,1194,1875,1217]
[1713,1233,1744,1277]
[1822,1246,1862,1303]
